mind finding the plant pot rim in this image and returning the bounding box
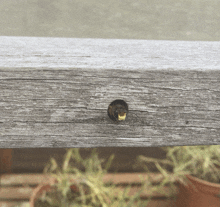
[185,174,220,195]
[29,183,54,207]
[176,174,220,207]
[29,177,78,207]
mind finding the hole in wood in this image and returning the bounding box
[107,100,128,121]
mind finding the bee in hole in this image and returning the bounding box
[108,100,128,121]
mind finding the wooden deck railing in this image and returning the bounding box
[0,36,220,173]
[1,36,219,148]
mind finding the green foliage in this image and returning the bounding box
[36,148,148,207]
[138,145,220,191]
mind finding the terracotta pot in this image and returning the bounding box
[29,177,79,207]
[175,174,220,207]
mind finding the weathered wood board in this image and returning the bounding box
[0,36,220,148]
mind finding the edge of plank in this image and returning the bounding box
[1,36,220,70]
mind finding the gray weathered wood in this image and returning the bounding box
[0,36,220,148]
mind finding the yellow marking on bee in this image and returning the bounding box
[118,113,126,121]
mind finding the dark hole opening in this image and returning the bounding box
[107,100,128,121]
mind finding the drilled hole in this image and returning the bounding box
[107,100,128,121]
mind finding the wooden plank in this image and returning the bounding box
[0,200,176,207]
[0,36,220,148]
[0,174,49,186]
[0,36,220,70]
[0,186,33,200]
[0,202,30,207]
[0,186,177,200]
[0,173,177,201]
[0,173,165,186]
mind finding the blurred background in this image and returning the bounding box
[1,0,220,40]
[1,0,219,173]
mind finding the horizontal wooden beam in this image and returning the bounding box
[0,173,163,186]
[0,173,177,200]
[0,36,220,148]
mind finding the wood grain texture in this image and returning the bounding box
[0,36,220,148]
